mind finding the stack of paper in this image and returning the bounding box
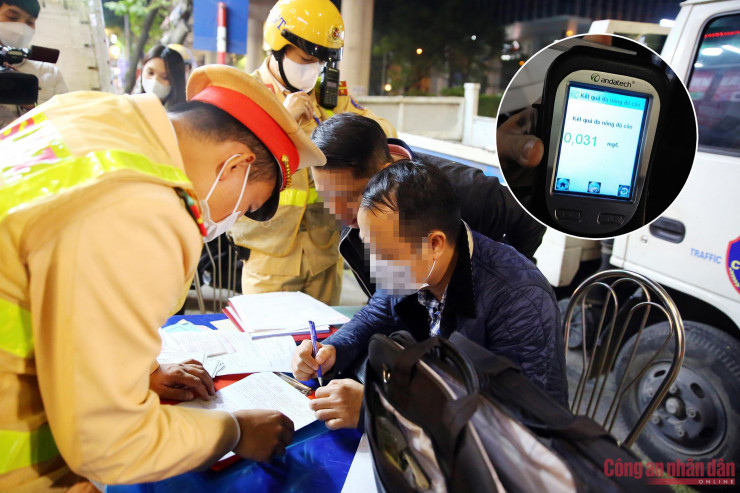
[223,291,350,338]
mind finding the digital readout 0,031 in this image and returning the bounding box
[563,132,596,146]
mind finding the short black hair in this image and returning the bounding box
[311,113,390,178]
[168,101,277,184]
[361,160,461,245]
[142,44,186,109]
[1,1,40,18]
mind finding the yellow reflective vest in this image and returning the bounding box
[0,93,237,490]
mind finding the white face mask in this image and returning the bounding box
[281,57,321,92]
[0,22,34,49]
[370,252,437,296]
[142,77,172,100]
[199,154,250,242]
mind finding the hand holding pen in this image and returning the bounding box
[291,325,337,382]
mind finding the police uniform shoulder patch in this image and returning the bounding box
[338,81,348,96]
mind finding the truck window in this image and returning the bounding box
[687,14,740,154]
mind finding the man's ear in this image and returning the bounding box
[429,231,447,258]
[219,151,256,181]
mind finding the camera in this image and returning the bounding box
[0,44,60,106]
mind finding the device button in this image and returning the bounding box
[598,213,625,225]
[555,209,582,221]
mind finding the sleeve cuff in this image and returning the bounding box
[228,412,241,451]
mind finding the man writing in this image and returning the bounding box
[291,161,567,429]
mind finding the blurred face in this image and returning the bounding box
[0,4,36,28]
[312,167,369,228]
[358,206,446,295]
[142,57,170,86]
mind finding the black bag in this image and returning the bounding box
[364,331,669,493]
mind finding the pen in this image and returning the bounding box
[308,320,323,386]
[274,372,312,395]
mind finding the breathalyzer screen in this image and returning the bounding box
[552,83,650,201]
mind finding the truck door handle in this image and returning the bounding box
[649,217,685,243]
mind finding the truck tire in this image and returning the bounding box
[614,321,740,463]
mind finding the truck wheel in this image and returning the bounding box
[559,298,597,350]
[614,321,740,463]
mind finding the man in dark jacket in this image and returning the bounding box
[310,112,546,298]
[292,161,567,430]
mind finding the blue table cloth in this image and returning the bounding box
[107,314,364,492]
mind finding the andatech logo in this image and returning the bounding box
[727,235,740,295]
[591,73,633,88]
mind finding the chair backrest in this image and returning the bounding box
[192,235,242,314]
[563,269,685,448]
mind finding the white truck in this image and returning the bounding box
[535,0,740,465]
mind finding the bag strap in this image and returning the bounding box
[389,334,479,409]
[449,333,611,440]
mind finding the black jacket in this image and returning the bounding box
[328,226,567,406]
[340,143,547,298]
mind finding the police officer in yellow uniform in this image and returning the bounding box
[0,66,325,491]
[229,0,396,305]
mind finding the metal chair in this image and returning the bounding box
[563,269,685,448]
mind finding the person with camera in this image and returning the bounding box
[0,0,67,127]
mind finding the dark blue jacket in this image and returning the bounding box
[326,226,568,406]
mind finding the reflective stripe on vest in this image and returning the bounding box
[0,424,59,475]
[278,187,320,207]
[0,298,32,359]
[1,115,192,223]
[0,111,195,474]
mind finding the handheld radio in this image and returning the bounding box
[319,61,340,109]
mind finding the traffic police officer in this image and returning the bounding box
[0,66,324,490]
[229,0,396,305]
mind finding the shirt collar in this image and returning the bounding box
[395,221,477,334]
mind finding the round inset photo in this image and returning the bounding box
[496,34,697,239]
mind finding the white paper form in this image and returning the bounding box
[205,334,296,375]
[178,372,317,430]
[158,331,296,375]
[159,330,238,355]
[228,291,350,333]
[155,352,222,377]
